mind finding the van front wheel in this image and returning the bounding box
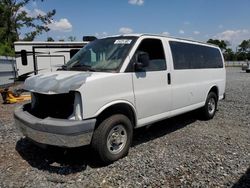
[201,92,218,120]
[91,114,133,164]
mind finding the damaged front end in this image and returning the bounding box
[29,91,82,121]
[14,72,96,148]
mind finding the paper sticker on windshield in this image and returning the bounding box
[114,39,132,44]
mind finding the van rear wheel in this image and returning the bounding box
[91,114,133,164]
[201,92,218,120]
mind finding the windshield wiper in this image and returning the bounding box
[70,64,96,72]
[92,68,116,72]
[57,65,67,71]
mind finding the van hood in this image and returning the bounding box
[24,71,102,94]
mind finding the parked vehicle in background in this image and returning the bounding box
[14,34,226,164]
[242,60,250,72]
[14,41,88,79]
[0,56,16,87]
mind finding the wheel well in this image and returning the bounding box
[96,103,136,129]
[209,86,219,100]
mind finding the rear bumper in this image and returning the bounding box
[14,104,96,147]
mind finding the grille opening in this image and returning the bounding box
[26,92,75,119]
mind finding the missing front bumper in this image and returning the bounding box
[14,104,96,147]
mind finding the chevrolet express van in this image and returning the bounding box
[14,34,226,163]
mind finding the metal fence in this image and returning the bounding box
[225,61,246,67]
[0,56,16,87]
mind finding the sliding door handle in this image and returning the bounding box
[167,73,171,85]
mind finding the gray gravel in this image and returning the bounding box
[0,67,249,187]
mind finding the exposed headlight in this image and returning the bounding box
[68,92,83,120]
[31,92,36,109]
[74,92,83,120]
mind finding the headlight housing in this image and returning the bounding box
[68,91,83,120]
[31,92,36,110]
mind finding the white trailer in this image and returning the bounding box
[14,41,88,79]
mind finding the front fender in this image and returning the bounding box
[94,100,137,125]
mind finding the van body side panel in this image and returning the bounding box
[170,68,225,111]
[192,68,225,103]
[167,39,226,113]
[80,73,135,119]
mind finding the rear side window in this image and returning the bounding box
[135,39,166,71]
[21,50,27,66]
[70,49,80,58]
[169,41,223,69]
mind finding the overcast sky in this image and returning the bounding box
[21,0,250,49]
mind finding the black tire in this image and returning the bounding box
[246,70,250,73]
[201,92,218,120]
[91,114,133,164]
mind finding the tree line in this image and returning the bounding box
[207,39,250,61]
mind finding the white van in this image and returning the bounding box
[14,34,226,163]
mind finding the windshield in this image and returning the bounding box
[63,37,137,72]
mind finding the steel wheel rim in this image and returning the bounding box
[208,97,216,115]
[107,124,127,154]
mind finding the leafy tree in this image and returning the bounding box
[0,42,15,56]
[238,40,250,53]
[207,39,227,51]
[236,52,247,61]
[47,37,54,41]
[224,48,235,61]
[235,39,250,60]
[247,52,250,60]
[0,0,56,56]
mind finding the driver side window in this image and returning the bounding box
[131,38,167,72]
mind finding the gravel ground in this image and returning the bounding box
[0,67,249,187]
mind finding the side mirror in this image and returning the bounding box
[134,51,149,71]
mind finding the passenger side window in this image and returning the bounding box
[170,41,223,69]
[134,39,166,71]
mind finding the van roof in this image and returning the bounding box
[107,33,219,48]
